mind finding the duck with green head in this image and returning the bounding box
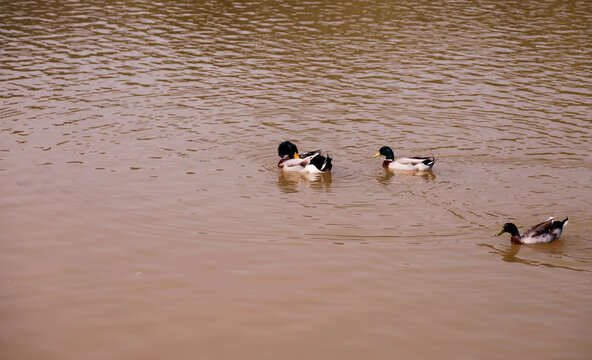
[496,217,569,244]
[277,141,332,173]
[373,146,435,171]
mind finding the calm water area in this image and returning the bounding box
[1,1,591,359]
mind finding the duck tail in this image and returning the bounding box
[422,157,436,167]
[322,154,332,171]
[551,217,569,230]
[309,153,332,171]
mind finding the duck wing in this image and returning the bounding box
[397,156,435,165]
[521,217,569,243]
[522,218,555,239]
[278,152,319,170]
[298,150,332,172]
[522,217,568,238]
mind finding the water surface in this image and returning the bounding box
[1,1,591,359]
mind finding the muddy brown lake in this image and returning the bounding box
[1,1,591,359]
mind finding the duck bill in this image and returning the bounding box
[372,153,381,158]
[294,153,300,159]
[495,229,504,236]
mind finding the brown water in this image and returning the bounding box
[1,1,592,359]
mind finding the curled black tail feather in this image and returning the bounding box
[422,157,436,166]
[310,154,332,171]
[554,217,569,228]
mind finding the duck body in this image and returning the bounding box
[496,217,569,244]
[374,146,435,171]
[277,141,332,173]
[382,157,436,171]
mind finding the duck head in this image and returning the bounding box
[496,223,520,237]
[373,146,395,160]
[278,141,299,159]
[496,223,524,244]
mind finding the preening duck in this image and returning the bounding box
[277,141,332,173]
[496,217,569,244]
[373,146,435,171]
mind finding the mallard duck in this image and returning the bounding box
[277,141,332,173]
[373,146,435,171]
[496,217,569,244]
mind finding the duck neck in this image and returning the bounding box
[510,236,523,244]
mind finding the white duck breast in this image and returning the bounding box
[279,158,308,171]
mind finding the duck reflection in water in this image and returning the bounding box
[376,168,436,185]
[479,240,583,272]
[277,169,332,194]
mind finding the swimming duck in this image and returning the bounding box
[496,217,569,244]
[277,141,332,173]
[373,146,435,171]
